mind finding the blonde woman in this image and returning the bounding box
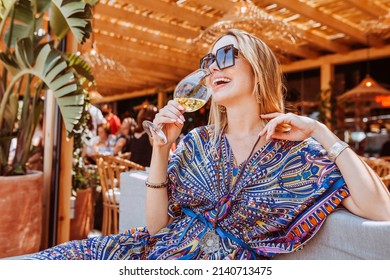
[28,29,390,260]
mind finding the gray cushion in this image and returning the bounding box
[274,208,390,260]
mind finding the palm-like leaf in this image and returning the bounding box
[67,53,94,82]
[0,0,33,47]
[0,38,84,134]
[50,0,92,44]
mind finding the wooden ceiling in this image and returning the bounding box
[85,0,390,101]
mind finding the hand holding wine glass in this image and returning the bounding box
[143,68,211,145]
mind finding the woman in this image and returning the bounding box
[113,117,136,157]
[92,123,116,156]
[27,29,390,260]
[128,104,158,167]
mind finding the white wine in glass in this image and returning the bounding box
[142,68,212,144]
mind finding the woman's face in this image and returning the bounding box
[206,35,255,107]
[97,126,108,139]
[121,122,130,135]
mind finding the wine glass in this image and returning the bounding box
[142,68,212,144]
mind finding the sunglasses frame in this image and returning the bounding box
[200,44,239,70]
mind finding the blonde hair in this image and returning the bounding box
[208,29,286,143]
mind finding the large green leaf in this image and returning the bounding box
[33,0,51,14]
[0,37,85,134]
[67,53,94,82]
[2,91,18,132]
[50,0,92,44]
[0,0,32,45]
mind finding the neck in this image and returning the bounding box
[224,106,262,138]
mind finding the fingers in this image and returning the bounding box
[260,112,282,118]
[260,113,293,141]
[154,100,186,126]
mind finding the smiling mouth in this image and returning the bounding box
[212,78,231,89]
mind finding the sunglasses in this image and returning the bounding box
[200,44,239,70]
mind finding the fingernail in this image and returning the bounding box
[180,116,185,122]
[177,118,184,124]
[178,105,184,110]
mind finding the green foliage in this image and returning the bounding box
[318,82,337,130]
[0,0,97,176]
[71,101,99,192]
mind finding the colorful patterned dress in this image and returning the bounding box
[27,125,349,260]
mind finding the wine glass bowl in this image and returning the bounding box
[142,68,211,144]
[173,69,212,112]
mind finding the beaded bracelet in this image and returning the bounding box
[145,178,169,189]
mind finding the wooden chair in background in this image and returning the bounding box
[96,156,145,236]
[359,157,390,190]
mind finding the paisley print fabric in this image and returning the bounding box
[27,125,349,260]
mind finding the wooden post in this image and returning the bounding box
[41,90,55,249]
[56,124,73,243]
[320,63,334,130]
[55,33,78,244]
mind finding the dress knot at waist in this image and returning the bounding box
[177,208,256,259]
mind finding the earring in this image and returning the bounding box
[218,105,226,113]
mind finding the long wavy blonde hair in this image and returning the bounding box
[208,29,286,143]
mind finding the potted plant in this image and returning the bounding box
[0,0,97,258]
[70,108,100,240]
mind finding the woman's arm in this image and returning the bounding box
[311,122,390,220]
[260,113,390,221]
[145,144,173,235]
[113,137,126,155]
[145,100,185,235]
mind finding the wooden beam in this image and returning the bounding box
[95,76,160,88]
[269,0,384,46]
[94,32,200,61]
[301,30,350,54]
[95,3,199,38]
[94,20,193,52]
[112,57,189,78]
[344,0,388,17]
[97,63,182,82]
[96,43,197,71]
[270,41,320,59]
[124,0,217,27]
[192,0,233,12]
[282,45,390,73]
[95,75,172,90]
[93,85,175,104]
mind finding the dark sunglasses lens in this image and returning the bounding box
[200,54,215,69]
[216,45,234,70]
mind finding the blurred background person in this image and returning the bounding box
[128,104,158,167]
[101,103,121,135]
[92,123,116,156]
[88,104,106,136]
[113,117,137,157]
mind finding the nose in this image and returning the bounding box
[207,57,219,72]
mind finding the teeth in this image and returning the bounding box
[212,77,231,86]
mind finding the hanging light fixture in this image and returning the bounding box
[193,0,301,50]
[338,75,390,102]
[338,34,390,103]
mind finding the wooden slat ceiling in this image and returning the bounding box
[85,0,390,99]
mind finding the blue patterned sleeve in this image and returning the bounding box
[252,138,351,257]
[166,131,196,218]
